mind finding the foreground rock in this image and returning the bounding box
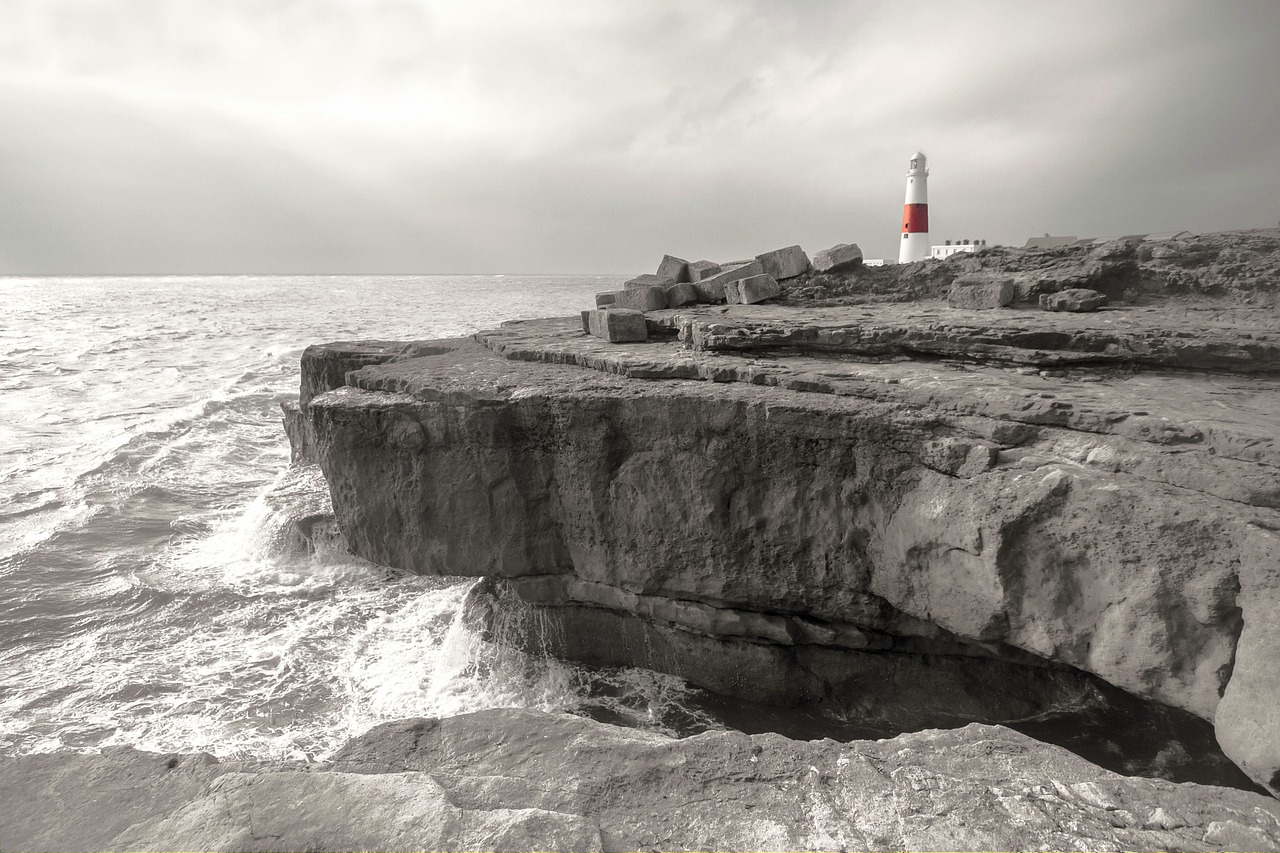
[3,709,1279,852]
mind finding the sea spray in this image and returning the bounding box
[2,273,710,762]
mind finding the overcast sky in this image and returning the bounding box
[1,0,1277,274]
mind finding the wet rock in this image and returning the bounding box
[587,308,648,343]
[1041,288,1108,312]
[281,399,316,464]
[755,245,811,281]
[673,303,1280,374]
[948,275,1015,309]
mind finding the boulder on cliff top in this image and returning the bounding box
[726,273,782,305]
[596,286,667,312]
[949,275,1015,309]
[755,245,811,281]
[812,242,864,274]
[624,273,674,290]
[587,308,648,343]
[655,254,691,283]
[687,260,723,282]
[1041,288,1109,312]
[664,282,700,308]
[693,260,765,302]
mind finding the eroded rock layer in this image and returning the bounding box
[292,311,1280,794]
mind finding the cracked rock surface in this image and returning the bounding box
[4,708,1280,852]
[292,288,1280,795]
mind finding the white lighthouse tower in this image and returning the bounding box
[898,151,930,263]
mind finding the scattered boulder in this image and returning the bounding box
[655,255,691,283]
[812,243,864,274]
[726,274,781,305]
[687,260,723,282]
[580,310,592,333]
[587,308,648,343]
[624,273,674,290]
[693,261,765,302]
[596,287,668,312]
[1040,288,1109,312]
[755,245,811,281]
[664,282,700,308]
[948,275,1015,309]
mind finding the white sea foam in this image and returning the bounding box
[2,274,715,761]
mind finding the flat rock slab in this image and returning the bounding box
[673,301,1280,374]
[4,709,1279,852]
[477,315,1280,474]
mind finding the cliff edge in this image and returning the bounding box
[286,231,1280,799]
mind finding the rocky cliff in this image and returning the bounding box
[284,231,1280,801]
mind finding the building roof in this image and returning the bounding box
[1023,235,1078,249]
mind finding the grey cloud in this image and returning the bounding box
[0,0,1277,272]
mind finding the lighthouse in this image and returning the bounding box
[898,151,929,263]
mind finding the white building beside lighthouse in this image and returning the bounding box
[899,151,930,263]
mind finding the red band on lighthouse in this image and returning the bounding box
[902,203,929,234]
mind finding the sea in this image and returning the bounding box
[0,274,720,763]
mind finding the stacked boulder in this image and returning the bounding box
[811,242,864,274]
[586,246,812,343]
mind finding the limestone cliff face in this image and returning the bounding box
[293,318,1280,793]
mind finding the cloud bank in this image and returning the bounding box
[1,0,1277,273]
